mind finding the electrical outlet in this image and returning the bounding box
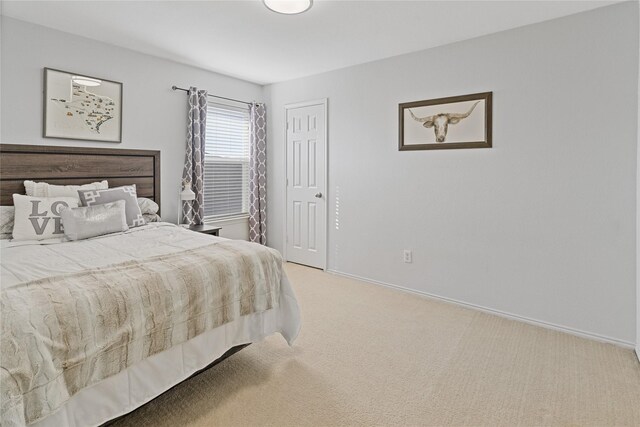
[403,249,412,263]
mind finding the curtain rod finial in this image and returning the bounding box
[171,85,177,91]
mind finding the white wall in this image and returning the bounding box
[0,17,262,239]
[266,2,639,345]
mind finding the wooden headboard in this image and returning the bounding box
[0,144,161,214]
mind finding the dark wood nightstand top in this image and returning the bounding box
[188,225,222,236]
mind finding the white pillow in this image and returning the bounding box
[24,180,108,199]
[137,197,159,215]
[12,194,79,241]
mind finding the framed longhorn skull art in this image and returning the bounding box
[398,92,492,151]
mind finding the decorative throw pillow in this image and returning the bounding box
[60,200,129,241]
[137,197,159,215]
[12,195,79,241]
[78,185,145,228]
[24,180,109,199]
[142,213,161,224]
[1,206,15,239]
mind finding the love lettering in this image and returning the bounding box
[29,200,69,235]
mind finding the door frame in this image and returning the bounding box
[283,98,328,271]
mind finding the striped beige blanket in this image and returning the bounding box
[1,240,282,426]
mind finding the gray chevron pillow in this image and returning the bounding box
[78,185,145,228]
[1,206,14,239]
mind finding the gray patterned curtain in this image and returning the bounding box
[182,87,207,225]
[249,103,267,244]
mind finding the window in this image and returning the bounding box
[203,102,250,220]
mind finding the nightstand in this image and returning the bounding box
[188,224,222,236]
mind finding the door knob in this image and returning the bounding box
[315,192,322,198]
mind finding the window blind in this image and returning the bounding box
[203,101,250,219]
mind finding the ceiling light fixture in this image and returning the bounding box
[263,0,312,15]
[71,76,102,86]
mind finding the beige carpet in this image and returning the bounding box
[113,263,640,426]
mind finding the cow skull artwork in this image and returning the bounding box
[408,101,480,143]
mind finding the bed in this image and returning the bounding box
[0,144,301,427]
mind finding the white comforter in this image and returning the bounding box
[0,223,301,427]
[2,223,234,288]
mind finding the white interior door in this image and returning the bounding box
[286,101,326,269]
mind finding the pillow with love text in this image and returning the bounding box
[12,194,79,241]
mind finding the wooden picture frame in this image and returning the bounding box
[399,92,492,151]
[43,67,123,143]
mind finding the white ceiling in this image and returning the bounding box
[1,0,617,85]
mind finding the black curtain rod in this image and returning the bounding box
[171,85,253,106]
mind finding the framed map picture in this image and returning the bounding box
[43,68,122,142]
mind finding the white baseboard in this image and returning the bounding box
[327,269,635,350]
